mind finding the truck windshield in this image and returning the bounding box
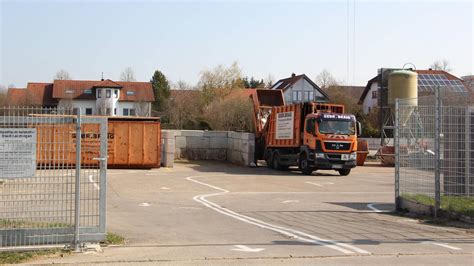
[318,120,355,135]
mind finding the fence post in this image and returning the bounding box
[394,98,400,211]
[434,88,441,217]
[74,110,82,251]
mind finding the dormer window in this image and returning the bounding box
[65,89,74,94]
[84,89,92,94]
[106,90,111,98]
[98,90,102,98]
[126,91,135,96]
[114,90,118,98]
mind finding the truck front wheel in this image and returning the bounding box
[299,155,313,175]
[338,169,351,176]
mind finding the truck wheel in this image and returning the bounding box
[265,151,274,169]
[299,155,313,175]
[338,169,351,176]
[273,154,281,170]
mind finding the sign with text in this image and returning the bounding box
[0,128,37,179]
[276,111,294,139]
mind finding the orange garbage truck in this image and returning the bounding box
[251,89,361,175]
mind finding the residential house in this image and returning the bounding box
[270,73,329,104]
[358,69,469,114]
[7,79,155,116]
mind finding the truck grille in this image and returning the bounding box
[324,142,351,151]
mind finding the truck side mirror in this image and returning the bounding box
[357,122,362,137]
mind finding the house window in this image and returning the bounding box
[84,89,92,95]
[304,91,309,101]
[297,91,302,101]
[114,90,118,98]
[106,90,111,98]
[98,90,102,98]
[292,91,297,101]
[85,108,93,115]
[130,109,136,116]
[126,91,135,96]
[114,108,117,115]
[65,89,74,94]
[106,108,111,116]
[309,91,314,101]
[123,108,129,116]
[372,91,377,99]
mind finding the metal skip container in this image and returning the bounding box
[35,116,162,168]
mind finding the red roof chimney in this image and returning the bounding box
[291,73,296,77]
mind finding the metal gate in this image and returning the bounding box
[0,107,107,249]
[395,90,473,217]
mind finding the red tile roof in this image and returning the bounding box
[52,80,154,102]
[6,88,27,106]
[7,79,154,106]
[93,79,123,88]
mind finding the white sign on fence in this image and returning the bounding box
[276,111,294,140]
[0,128,37,179]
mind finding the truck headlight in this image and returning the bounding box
[315,153,325,159]
[350,152,357,160]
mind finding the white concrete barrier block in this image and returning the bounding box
[175,136,187,149]
[210,137,228,149]
[186,136,210,148]
[204,131,228,138]
[181,130,205,137]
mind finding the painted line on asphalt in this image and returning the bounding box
[227,192,392,195]
[305,182,323,187]
[187,175,371,255]
[231,245,264,252]
[422,241,462,251]
[88,175,100,190]
[367,203,391,213]
[282,200,299,204]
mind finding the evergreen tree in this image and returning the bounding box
[150,70,171,112]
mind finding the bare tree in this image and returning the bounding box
[175,80,194,90]
[134,101,150,117]
[54,69,72,80]
[430,59,452,72]
[315,69,337,89]
[264,74,275,88]
[198,61,244,104]
[120,67,136,82]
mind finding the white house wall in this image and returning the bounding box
[283,79,325,104]
[362,82,378,114]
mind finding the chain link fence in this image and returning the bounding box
[0,107,107,250]
[395,90,474,218]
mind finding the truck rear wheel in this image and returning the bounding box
[272,152,289,171]
[265,150,274,169]
[299,154,313,175]
[338,169,351,176]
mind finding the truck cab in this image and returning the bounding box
[300,113,361,175]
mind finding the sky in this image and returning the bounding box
[1,0,473,88]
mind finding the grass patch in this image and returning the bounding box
[0,219,71,229]
[402,194,474,217]
[0,248,68,264]
[105,232,125,245]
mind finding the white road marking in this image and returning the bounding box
[231,245,264,252]
[367,203,391,213]
[187,175,371,255]
[422,241,462,251]
[282,200,299,204]
[88,175,100,190]
[146,173,159,176]
[139,202,151,207]
[228,192,391,195]
[323,182,334,185]
[161,187,170,190]
[305,182,323,187]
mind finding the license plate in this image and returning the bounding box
[333,164,343,169]
[341,154,350,161]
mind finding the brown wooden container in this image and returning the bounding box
[34,117,161,169]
